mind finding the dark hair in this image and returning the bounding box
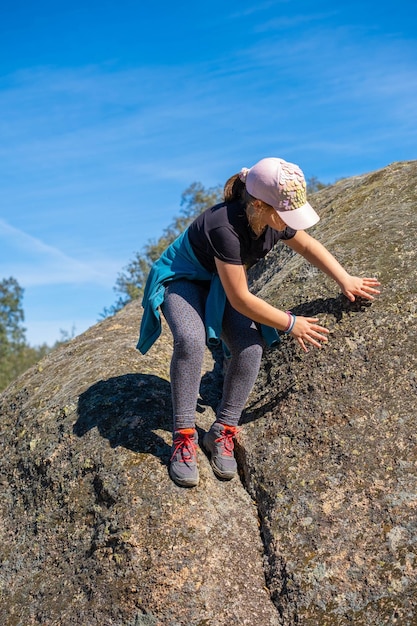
[223,173,246,203]
[223,172,261,209]
[224,172,276,236]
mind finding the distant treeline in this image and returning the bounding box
[0,277,71,392]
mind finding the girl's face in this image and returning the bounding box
[263,210,287,232]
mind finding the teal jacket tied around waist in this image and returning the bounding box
[136,229,281,355]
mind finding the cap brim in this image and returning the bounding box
[276,202,320,231]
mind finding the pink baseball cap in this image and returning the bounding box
[239,157,320,230]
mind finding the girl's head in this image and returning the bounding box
[226,157,320,231]
[223,174,285,236]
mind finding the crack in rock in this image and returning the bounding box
[235,439,300,626]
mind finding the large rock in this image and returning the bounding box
[0,160,416,625]
[0,310,278,625]
[242,159,417,624]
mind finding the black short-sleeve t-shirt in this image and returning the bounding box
[187,201,296,273]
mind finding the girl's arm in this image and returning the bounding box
[284,230,381,301]
[214,258,329,352]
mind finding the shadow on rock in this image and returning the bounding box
[74,373,172,466]
[241,294,374,425]
[291,292,373,319]
[196,344,225,415]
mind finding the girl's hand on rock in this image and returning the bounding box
[341,276,381,302]
[290,316,329,353]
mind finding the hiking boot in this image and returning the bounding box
[202,422,238,480]
[169,428,199,487]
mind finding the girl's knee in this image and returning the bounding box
[173,333,206,359]
[228,337,264,358]
[245,341,264,362]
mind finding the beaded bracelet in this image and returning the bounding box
[283,311,296,334]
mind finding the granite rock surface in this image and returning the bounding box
[1,160,416,625]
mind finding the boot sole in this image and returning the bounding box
[169,466,199,488]
[202,438,237,481]
[210,461,236,481]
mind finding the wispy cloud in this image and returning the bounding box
[0,218,118,288]
[254,11,338,32]
[228,0,290,19]
[1,26,415,252]
[1,28,415,189]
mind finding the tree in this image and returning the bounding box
[307,176,329,194]
[0,277,25,349]
[0,277,51,392]
[103,182,222,317]
[0,277,26,389]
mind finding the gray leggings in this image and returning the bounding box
[161,279,265,430]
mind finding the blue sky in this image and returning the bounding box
[1,0,416,346]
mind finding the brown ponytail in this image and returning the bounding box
[223,173,246,203]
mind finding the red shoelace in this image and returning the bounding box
[215,426,238,457]
[170,429,197,463]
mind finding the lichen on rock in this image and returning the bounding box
[1,160,417,625]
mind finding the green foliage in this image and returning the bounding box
[0,277,25,349]
[307,176,329,194]
[0,277,52,392]
[103,181,222,317]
